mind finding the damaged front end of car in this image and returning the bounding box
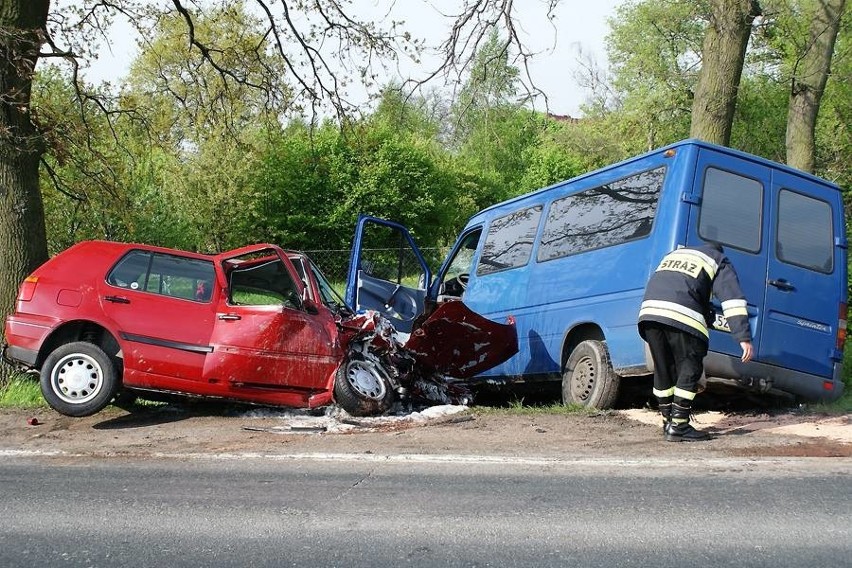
[333,301,518,416]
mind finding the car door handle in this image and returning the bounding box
[218,314,241,321]
[768,278,795,291]
[104,295,130,304]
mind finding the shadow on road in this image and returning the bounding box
[92,405,193,430]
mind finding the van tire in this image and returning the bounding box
[40,341,120,417]
[333,355,394,416]
[562,340,620,409]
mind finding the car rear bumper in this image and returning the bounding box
[705,352,845,402]
[2,343,38,368]
[4,313,57,368]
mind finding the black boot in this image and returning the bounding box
[658,402,672,433]
[665,404,709,442]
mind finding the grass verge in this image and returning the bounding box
[0,373,46,409]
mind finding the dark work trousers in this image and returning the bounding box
[641,321,708,400]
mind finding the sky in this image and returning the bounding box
[82,0,622,118]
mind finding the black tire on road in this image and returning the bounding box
[562,340,620,409]
[333,355,394,417]
[40,341,120,417]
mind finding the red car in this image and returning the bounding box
[3,241,517,417]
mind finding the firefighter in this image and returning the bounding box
[638,242,753,442]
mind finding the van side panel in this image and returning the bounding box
[463,151,687,377]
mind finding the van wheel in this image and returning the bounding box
[333,355,394,416]
[40,342,120,417]
[562,340,620,409]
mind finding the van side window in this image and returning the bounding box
[537,167,665,262]
[777,189,833,273]
[699,168,762,252]
[477,206,543,276]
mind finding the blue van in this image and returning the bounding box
[346,139,847,407]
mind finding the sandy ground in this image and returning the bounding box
[2,401,850,460]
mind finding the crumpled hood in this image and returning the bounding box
[403,301,518,378]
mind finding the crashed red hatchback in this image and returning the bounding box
[3,241,517,417]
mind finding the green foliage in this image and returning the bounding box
[729,74,789,162]
[34,67,139,252]
[0,374,46,409]
[251,123,350,250]
[125,2,287,147]
[518,137,587,194]
[602,0,703,149]
[813,15,851,192]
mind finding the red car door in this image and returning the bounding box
[99,249,218,385]
[204,246,340,390]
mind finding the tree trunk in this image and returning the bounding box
[786,0,847,173]
[690,0,762,145]
[0,0,50,382]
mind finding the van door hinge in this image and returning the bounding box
[681,192,701,205]
[835,236,847,249]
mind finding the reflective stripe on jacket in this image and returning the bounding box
[638,245,752,343]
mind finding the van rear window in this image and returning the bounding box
[537,166,665,262]
[698,168,762,252]
[777,189,833,273]
[477,206,543,275]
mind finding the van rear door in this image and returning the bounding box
[345,216,431,333]
[760,172,845,379]
[686,148,845,381]
[685,149,770,360]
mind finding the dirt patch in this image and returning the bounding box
[2,401,851,460]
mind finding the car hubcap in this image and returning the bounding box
[52,353,104,404]
[570,356,596,402]
[345,360,387,400]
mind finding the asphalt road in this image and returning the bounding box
[1,455,850,567]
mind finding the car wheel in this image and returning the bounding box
[333,355,394,416]
[40,342,120,417]
[562,340,620,409]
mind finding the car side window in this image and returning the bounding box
[107,251,215,303]
[229,257,301,309]
[107,251,151,290]
[537,166,665,262]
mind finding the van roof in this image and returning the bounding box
[467,138,842,223]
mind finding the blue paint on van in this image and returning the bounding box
[347,139,847,406]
